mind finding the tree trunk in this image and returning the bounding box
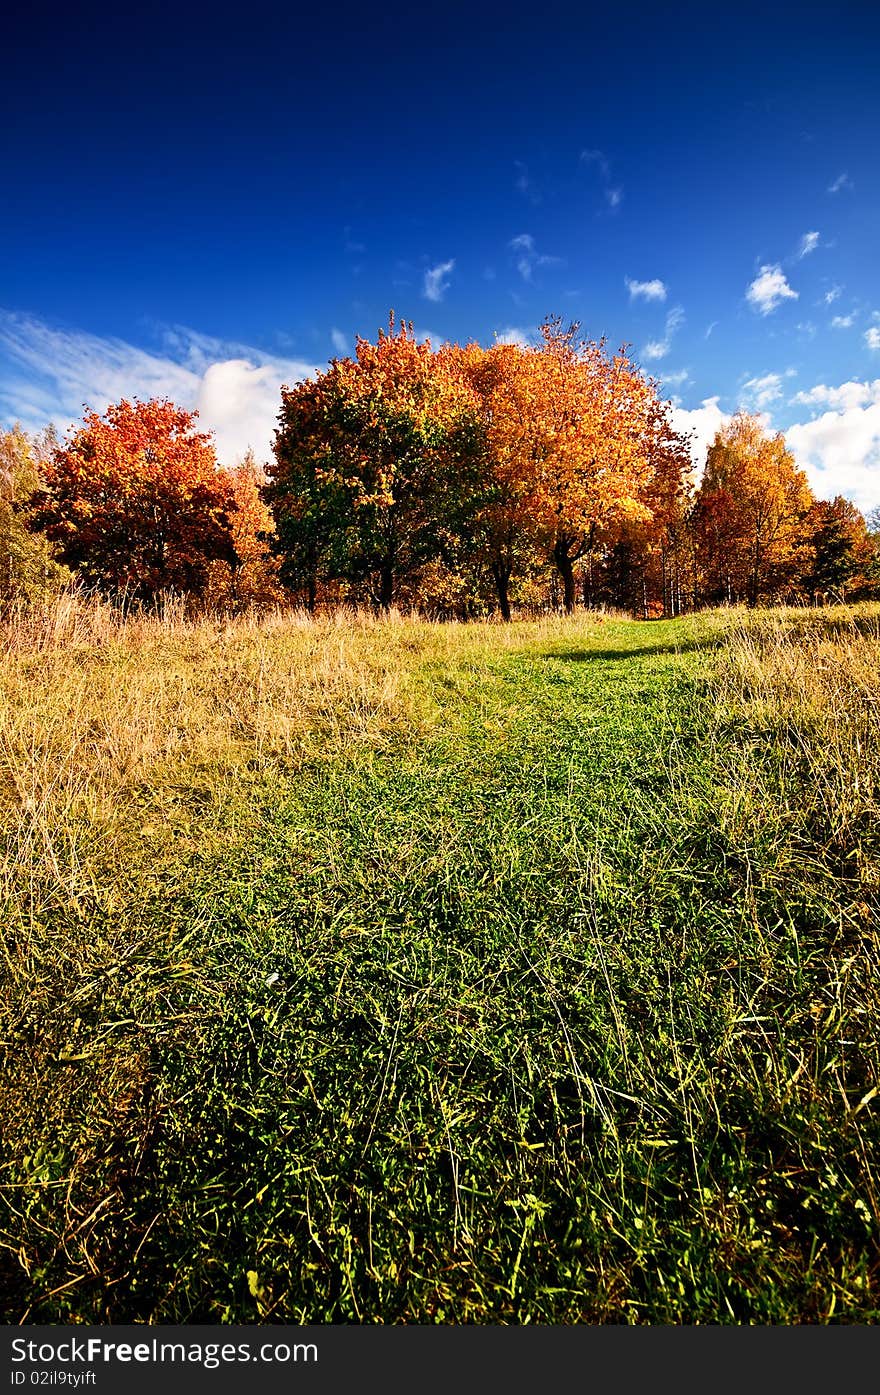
[491,561,512,622]
[553,540,577,613]
[378,563,394,610]
[748,548,760,606]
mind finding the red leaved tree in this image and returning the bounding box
[27,399,237,602]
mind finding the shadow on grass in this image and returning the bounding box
[541,637,721,663]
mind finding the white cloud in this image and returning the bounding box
[642,305,685,361]
[705,321,718,339]
[791,380,880,412]
[831,314,855,329]
[828,172,853,194]
[493,326,537,347]
[0,313,200,423]
[741,372,786,409]
[423,259,455,302]
[788,406,880,512]
[797,230,821,258]
[0,311,320,465]
[671,377,880,512]
[823,285,842,305]
[662,368,689,388]
[330,328,350,356]
[196,360,292,464]
[746,264,798,315]
[626,276,667,303]
[866,327,880,351]
[606,187,623,209]
[669,396,729,473]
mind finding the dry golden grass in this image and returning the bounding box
[713,606,880,881]
[0,596,627,912]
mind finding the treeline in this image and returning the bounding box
[2,316,878,617]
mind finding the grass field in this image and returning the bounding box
[1,599,878,1322]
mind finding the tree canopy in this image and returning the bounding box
[4,319,877,617]
[27,399,237,602]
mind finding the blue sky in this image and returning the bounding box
[2,0,879,506]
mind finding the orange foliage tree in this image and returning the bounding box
[694,412,814,606]
[441,340,546,619]
[267,316,692,617]
[204,450,285,611]
[478,321,659,611]
[27,399,237,602]
[595,400,694,616]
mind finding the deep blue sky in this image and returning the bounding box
[3,0,880,504]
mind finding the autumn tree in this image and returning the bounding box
[204,450,285,611]
[594,398,694,616]
[0,426,71,602]
[804,495,876,601]
[267,315,481,610]
[441,340,546,619]
[27,399,237,602]
[481,321,659,612]
[694,412,813,606]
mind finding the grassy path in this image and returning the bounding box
[1,609,877,1321]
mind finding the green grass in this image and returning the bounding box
[1,604,878,1322]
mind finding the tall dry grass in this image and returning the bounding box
[712,607,880,884]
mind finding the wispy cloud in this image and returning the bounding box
[509,233,535,280]
[866,327,880,351]
[642,306,685,361]
[662,368,689,388]
[580,148,623,210]
[0,310,320,465]
[705,321,718,340]
[823,285,842,305]
[423,259,455,303]
[741,369,796,410]
[797,230,821,258]
[827,172,853,194]
[330,328,350,356]
[342,226,366,255]
[746,264,798,316]
[508,234,561,282]
[514,160,540,204]
[831,314,855,329]
[626,276,667,303]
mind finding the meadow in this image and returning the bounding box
[0,598,878,1323]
